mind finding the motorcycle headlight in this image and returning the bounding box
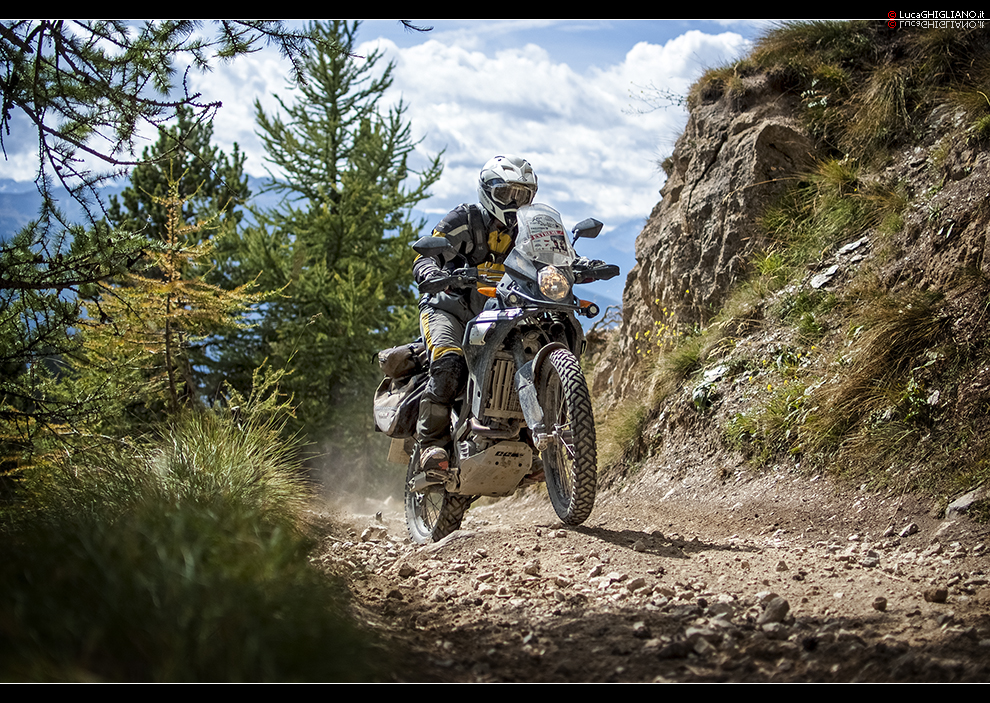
[538,265,572,301]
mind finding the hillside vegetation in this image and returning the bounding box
[595,21,990,516]
[0,382,389,681]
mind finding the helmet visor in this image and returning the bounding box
[490,182,536,208]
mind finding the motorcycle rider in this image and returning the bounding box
[413,155,538,475]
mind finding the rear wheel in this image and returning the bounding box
[537,348,597,525]
[404,447,472,544]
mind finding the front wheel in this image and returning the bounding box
[537,348,598,525]
[404,447,472,544]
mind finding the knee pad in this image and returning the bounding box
[426,353,467,405]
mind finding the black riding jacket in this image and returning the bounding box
[413,203,516,321]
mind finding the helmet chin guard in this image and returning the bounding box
[478,155,538,227]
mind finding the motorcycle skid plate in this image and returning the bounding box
[455,441,533,497]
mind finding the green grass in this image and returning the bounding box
[776,288,837,342]
[687,59,753,109]
[845,62,914,160]
[804,290,949,448]
[722,273,990,504]
[728,290,950,469]
[0,404,385,682]
[756,157,909,294]
[759,158,864,275]
[972,499,990,524]
[748,21,990,163]
[974,113,990,140]
[752,21,877,69]
[597,400,648,469]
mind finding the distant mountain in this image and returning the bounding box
[0,176,279,239]
[0,178,127,239]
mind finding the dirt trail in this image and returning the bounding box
[317,466,990,682]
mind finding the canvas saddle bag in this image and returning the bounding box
[373,341,428,438]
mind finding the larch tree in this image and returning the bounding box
[104,106,253,412]
[66,108,260,434]
[71,176,264,435]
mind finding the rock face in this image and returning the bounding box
[595,76,818,401]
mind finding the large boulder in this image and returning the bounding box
[594,75,818,402]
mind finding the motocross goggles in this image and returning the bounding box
[490,182,536,208]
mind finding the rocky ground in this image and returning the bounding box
[314,464,990,683]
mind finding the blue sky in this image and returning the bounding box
[1,20,770,304]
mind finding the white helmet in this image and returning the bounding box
[478,155,538,227]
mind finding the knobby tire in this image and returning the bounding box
[538,348,598,525]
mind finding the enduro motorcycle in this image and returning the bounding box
[398,203,619,544]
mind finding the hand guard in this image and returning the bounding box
[418,268,479,295]
[574,257,607,284]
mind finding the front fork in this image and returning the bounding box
[513,341,572,452]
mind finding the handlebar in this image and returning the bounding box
[420,262,619,296]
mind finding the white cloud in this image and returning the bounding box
[357,28,750,229]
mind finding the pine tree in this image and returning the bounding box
[225,20,442,457]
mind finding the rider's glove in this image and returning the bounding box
[418,272,449,296]
[574,257,606,284]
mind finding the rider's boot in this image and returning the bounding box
[420,445,449,473]
[417,395,452,481]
